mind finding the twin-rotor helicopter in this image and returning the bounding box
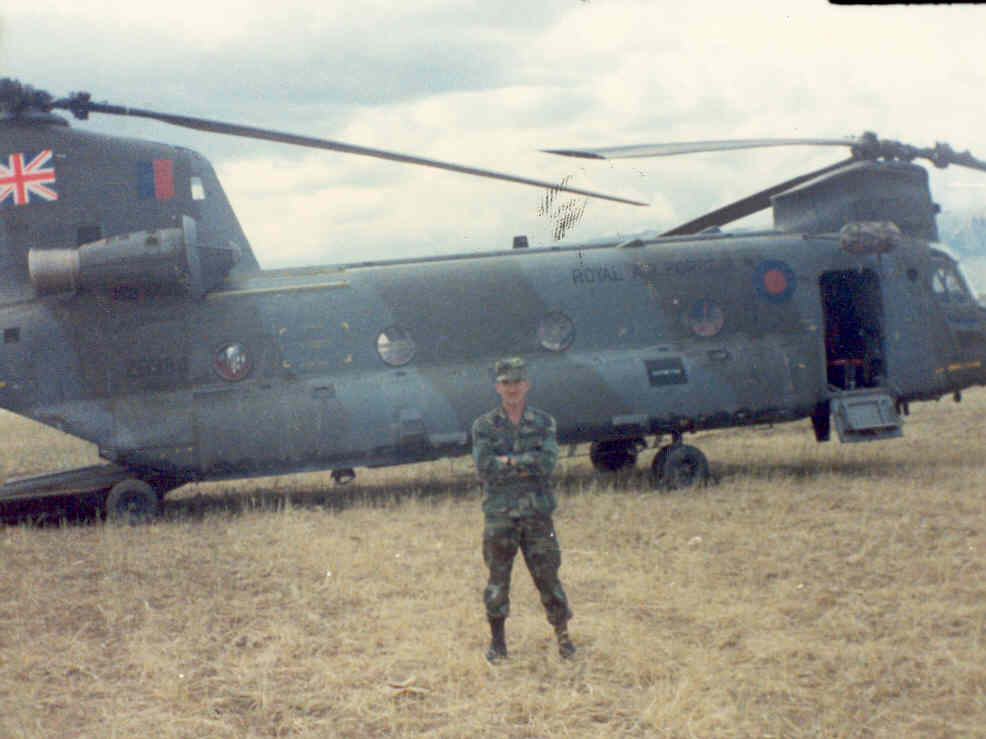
[2,77,985,520]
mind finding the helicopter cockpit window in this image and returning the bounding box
[932,261,972,304]
[190,177,206,201]
[376,326,416,366]
[538,312,575,352]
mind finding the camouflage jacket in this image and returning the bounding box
[472,405,559,516]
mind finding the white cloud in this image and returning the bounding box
[3,0,985,268]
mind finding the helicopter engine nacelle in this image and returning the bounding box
[839,221,902,256]
[28,216,239,298]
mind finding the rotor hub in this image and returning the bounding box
[0,78,51,117]
[0,78,68,125]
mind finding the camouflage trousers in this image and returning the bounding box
[482,512,573,626]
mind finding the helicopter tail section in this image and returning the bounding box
[0,121,260,306]
[183,147,261,275]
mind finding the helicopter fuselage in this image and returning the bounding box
[2,114,986,498]
[2,226,984,483]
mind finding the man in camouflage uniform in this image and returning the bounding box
[472,357,574,662]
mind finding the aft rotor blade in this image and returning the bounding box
[661,158,856,236]
[53,98,647,207]
[544,138,858,160]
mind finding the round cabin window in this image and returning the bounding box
[538,312,575,352]
[214,343,251,381]
[376,325,416,366]
[684,299,724,337]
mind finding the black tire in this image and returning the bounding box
[657,445,709,491]
[105,479,160,524]
[650,445,672,482]
[589,440,638,472]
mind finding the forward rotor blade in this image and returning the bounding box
[926,142,986,173]
[661,158,856,236]
[546,133,986,176]
[544,138,858,160]
[53,98,647,207]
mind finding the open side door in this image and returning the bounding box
[820,269,902,442]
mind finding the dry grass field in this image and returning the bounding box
[1,389,985,737]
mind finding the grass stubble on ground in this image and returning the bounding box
[0,391,984,737]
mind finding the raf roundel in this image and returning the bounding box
[754,260,797,303]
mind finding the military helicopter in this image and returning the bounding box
[2,78,985,521]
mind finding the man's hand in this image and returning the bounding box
[497,455,533,476]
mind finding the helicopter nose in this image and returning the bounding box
[977,313,986,380]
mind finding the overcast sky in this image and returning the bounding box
[2,1,985,268]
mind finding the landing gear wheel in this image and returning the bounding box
[650,445,672,482]
[331,469,356,485]
[653,444,709,491]
[105,479,160,524]
[589,440,640,472]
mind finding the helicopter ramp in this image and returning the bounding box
[0,464,130,504]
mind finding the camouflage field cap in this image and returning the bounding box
[495,356,527,382]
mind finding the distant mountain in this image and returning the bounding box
[938,209,986,295]
[938,209,986,255]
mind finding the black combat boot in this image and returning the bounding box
[555,623,576,659]
[486,618,508,663]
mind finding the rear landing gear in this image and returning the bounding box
[589,439,645,472]
[651,434,709,490]
[588,434,709,489]
[105,478,160,523]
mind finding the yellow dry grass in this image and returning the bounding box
[1,390,985,737]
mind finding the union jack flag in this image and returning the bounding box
[0,150,58,206]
